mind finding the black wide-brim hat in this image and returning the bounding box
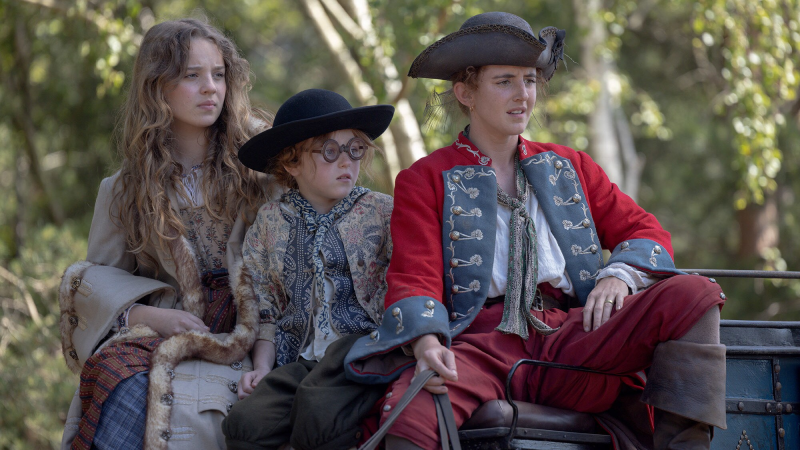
[238,89,395,172]
[408,12,566,82]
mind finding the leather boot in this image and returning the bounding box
[652,409,713,450]
[641,340,727,450]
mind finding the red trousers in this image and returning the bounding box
[377,275,725,449]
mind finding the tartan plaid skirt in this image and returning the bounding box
[91,371,149,450]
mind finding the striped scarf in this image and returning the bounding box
[495,157,558,339]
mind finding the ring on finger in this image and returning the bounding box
[604,299,614,305]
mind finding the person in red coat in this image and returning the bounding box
[345,11,727,450]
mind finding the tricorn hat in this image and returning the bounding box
[408,12,565,82]
[238,89,395,172]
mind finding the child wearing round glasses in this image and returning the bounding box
[222,89,394,448]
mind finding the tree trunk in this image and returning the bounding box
[9,5,65,225]
[300,0,430,190]
[615,107,643,201]
[12,155,26,260]
[300,0,400,186]
[575,0,622,182]
[736,193,779,259]
[790,90,800,123]
[347,0,427,168]
[572,0,642,201]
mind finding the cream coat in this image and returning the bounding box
[59,173,272,450]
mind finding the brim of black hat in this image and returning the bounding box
[408,25,545,80]
[238,104,395,172]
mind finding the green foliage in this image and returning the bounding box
[691,0,800,207]
[1,2,142,447]
[1,0,800,447]
[0,224,87,450]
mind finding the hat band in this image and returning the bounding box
[409,24,546,78]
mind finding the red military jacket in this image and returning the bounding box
[346,132,680,383]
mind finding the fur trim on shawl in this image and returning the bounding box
[168,236,206,319]
[144,254,257,449]
[57,235,258,449]
[59,260,96,374]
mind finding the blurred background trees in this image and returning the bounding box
[1,0,798,447]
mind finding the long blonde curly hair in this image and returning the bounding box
[113,17,271,268]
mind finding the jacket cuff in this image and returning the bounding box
[344,296,450,384]
[606,239,684,277]
[59,261,175,373]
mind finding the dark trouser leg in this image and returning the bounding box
[652,409,714,450]
[385,435,424,450]
[289,335,387,450]
[642,307,727,450]
[222,359,316,450]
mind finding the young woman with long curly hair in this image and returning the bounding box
[58,17,274,450]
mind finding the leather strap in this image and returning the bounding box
[435,394,449,449]
[358,369,461,450]
[434,388,461,450]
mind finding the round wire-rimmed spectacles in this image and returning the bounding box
[311,137,368,163]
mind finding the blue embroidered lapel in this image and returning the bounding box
[442,166,497,335]
[520,151,604,305]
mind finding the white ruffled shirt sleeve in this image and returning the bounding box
[595,262,663,295]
